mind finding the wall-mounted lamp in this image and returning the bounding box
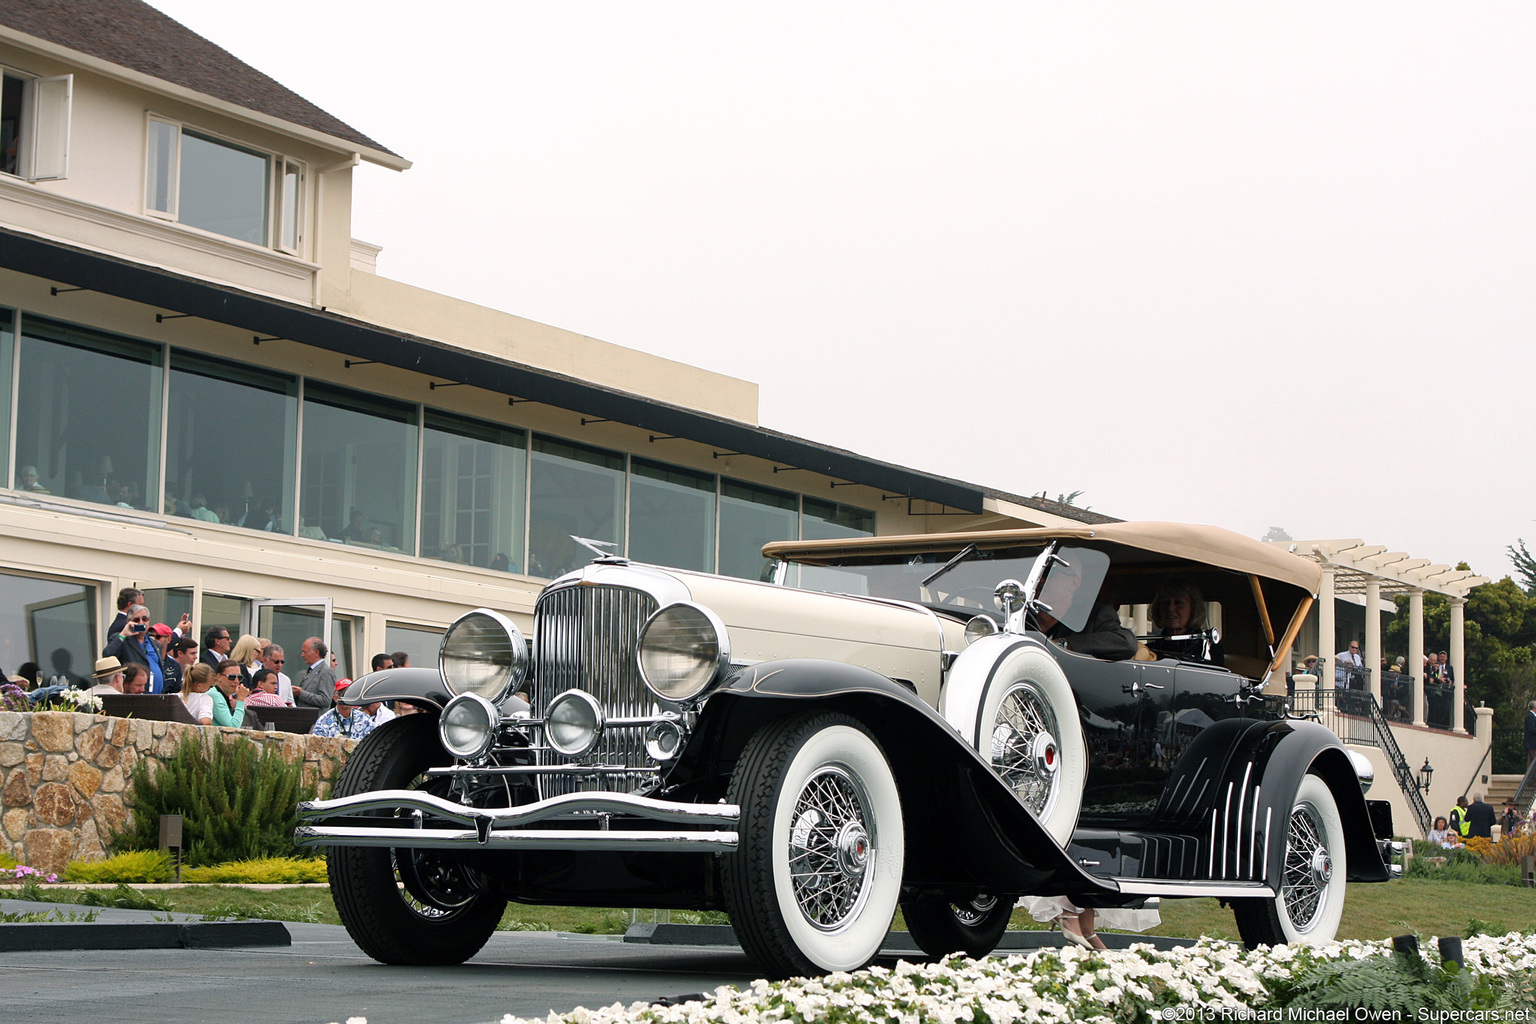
[1417,758,1435,792]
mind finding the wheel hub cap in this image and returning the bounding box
[1032,733,1058,775]
[836,822,870,878]
[1310,849,1332,888]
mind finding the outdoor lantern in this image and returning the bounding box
[1417,758,1434,792]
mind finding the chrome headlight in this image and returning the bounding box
[636,602,730,702]
[964,615,998,644]
[645,718,686,761]
[439,693,499,761]
[546,689,604,757]
[1347,749,1375,794]
[439,609,528,703]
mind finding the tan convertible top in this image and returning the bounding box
[764,521,1321,594]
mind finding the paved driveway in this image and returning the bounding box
[0,904,761,1024]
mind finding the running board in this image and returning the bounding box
[1113,879,1276,899]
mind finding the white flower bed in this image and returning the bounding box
[445,934,1532,1024]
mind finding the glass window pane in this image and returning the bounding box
[422,411,525,570]
[2,75,23,178]
[14,315,162,510]
[331,616,355,681]
[146,120,176,214]
[629,457,715,572]
[719,479,797,581]
[799,498,875,592]
[300,383,418,551]
[140,587,194,631]
[178,131,268,244]
[0,569,97,688]
[802,497,874,541]
[167,351,296,531]
[529,436,624,579]
[0,308,12,487]
[200,594,245,652]
[256,603,324,674]
[385,623,444,672]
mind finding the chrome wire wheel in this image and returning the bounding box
[952,894,999,927]
[989,680,1061,818]
[787,765,875,931]
[1281,802,1332,931]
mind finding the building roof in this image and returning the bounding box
[0,0,401,163]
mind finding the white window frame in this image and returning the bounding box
[2,68,72,182]
[142,115,305,255]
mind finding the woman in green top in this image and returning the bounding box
[210,659,251,728]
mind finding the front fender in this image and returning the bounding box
[669,659,1117,902]
[338,667,451,711]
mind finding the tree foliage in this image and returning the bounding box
[1261,526,1293,543]
[1508,538,1536,595]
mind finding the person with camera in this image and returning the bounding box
[102,604,167,693]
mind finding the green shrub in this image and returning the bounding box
[182,856,327,885]
[63,850,173,884]
[0,851,15,870]
[112,733,319,866]
[1406,847,1523,886]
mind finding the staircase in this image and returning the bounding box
[1485,774,1524,809]
[1287,688,1433,836]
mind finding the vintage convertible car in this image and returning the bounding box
[296,522,1396,978]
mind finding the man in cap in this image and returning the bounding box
[88,656,125,695]
[310,679,376,741]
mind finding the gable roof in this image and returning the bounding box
[0,0,403,164]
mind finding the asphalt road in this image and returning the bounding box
[0,901,763,1024]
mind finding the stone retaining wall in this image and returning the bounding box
[0,711,356,876]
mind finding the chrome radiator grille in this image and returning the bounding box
[532,583,660,794]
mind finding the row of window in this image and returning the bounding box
[3,64,298,253]
[0,566,443,688]
[0,309,874,580]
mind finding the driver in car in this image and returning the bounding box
[1035,563,1138,661]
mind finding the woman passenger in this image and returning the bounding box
[1148,580,1224,666]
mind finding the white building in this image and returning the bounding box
[0,0,1096,681]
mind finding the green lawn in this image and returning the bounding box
[16,877,1535,941]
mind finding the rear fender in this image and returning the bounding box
[670,659,1116,902]
[1147,718,1387,885]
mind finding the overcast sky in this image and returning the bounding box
[146,1,1534,583]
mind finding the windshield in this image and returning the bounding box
[789,544,1110,633]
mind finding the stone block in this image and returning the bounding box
[0,740,24,767]
[109,718,131,746]
[94,741,121,770]
[67,761,103,801]
[155,731,183,758]
[41,754,70,782]
[94,793,128,840]
[151,720,168,739]
[21,827,74,876]
[3,807,31,841]
[131,719,153,749]
[98,763,127,794]
[33,782,77,827]
[0,712,26,742]
[73,817,104,862]
[23,752,43,786]
[40,754,69,782]
[77,724,106,762]
[2,767,31,807]
[73,712,96,734]
[31,712,74,753]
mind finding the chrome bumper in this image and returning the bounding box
[294,789,740,853]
